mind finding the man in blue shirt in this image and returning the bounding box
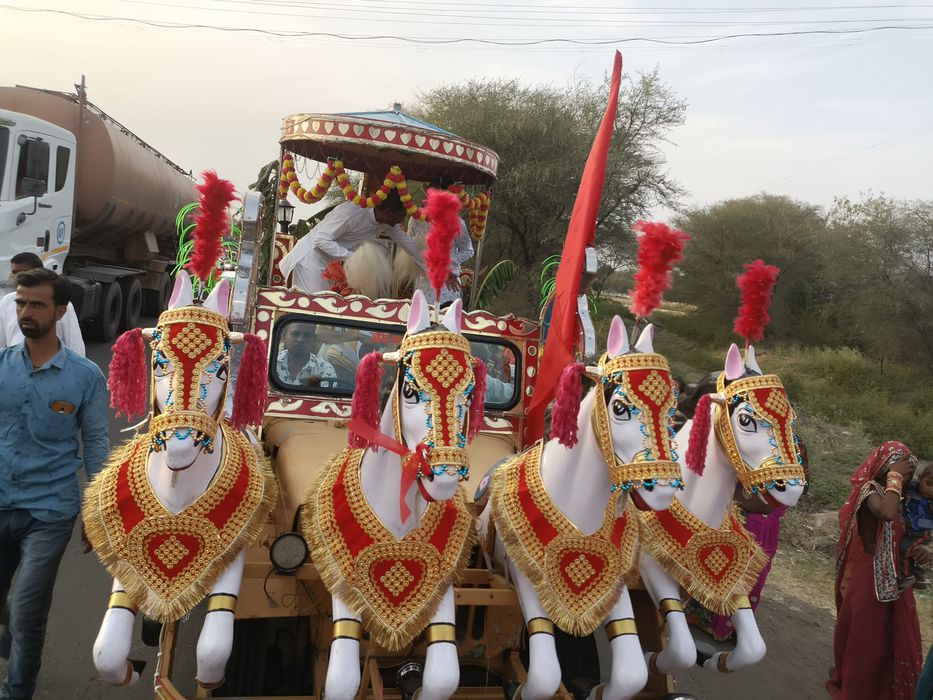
[0,269,109,699]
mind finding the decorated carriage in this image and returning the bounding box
[85,72,808,700]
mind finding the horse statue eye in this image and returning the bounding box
[402,381,419,403]
[738,412,758,433]
[611,400,631,421]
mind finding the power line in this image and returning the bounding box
[2,4,932,45]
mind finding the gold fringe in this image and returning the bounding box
[83,424,278,623]
[637,503,768,617]
[301,448,475,652]
[489,453,637,637]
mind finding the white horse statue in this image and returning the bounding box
[480,316,684,700]
[84,274,275,690]
[637,343,806,675]
[302,289,486,700]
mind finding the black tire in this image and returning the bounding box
[142,274,172,317]
[119,277,142,331]
[88,282,123,342]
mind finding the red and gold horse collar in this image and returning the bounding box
[592,352,682,492]
[714,372,806,494]
[394,329,476,479]
[149,306,232,452]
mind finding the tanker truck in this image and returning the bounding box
[0,81,197,340]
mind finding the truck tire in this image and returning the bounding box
[142,274,172,317]
[88,282,123,342]
[119,277,143,331]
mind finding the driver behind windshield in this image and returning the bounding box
[275,324,337,387]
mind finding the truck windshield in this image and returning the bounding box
[270,316,521,410]
[0,127,8,198]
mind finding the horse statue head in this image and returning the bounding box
[686,342,806,508]
[551,315,683,512]
[349,289,486,506]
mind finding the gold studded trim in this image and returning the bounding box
[157,306,229,332]
[148,411,218,444]
[598,352,671,376]
[83,422,277,623]
[302,448,475,651]
[399,330,471,355]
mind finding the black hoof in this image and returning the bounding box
[130,659,146,675]
[696,649,713,667]
[141,617,162,647]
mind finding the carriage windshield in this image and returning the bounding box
[270,317,521,410]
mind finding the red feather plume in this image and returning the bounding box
[733,259,780,343]
[424,189,463,302]
[629,221,690,319]
[189,171,238,283]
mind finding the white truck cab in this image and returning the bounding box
[0,110,75,278]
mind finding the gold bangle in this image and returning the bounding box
[108,592,138,614]
[332,619,362,641]
[605,618,637,640]
[885,487,903,498]
[425,623,456,645]
[207,594,238,614]
[659,598,684,616]
[526,617,554,636]
[734,595,752,610]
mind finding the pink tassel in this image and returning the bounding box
[686,393,713,475]
[231,334,269,430]
[189,171,238,283]
[467,358,487,442]
[349,352,384,448]
[109,328,148,419]
[550,363,585,447]
[424,189,462,301]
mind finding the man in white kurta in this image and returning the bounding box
[279,194,426,294]
[0,253,85,355]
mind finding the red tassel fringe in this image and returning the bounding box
[109,328,148,419]
[230,333,269,430]
[685,393,712,475]
[550,363,585,447]
[424,189,462,301]
[189,171,238,283]
[322,260,353,295]
[468,358,487,442]
[629,220,691,319]
[349,352,384,448]
[733,259,780,343]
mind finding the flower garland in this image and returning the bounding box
[277,152,491,240]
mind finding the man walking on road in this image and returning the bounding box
[0,253,85,356]
[0,269,109,699]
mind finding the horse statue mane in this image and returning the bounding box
[301,289,486,700]
[84,273,276,690]
[479,315,684,700]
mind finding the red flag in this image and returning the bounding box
[526,51,623,443]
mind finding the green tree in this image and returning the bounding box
[408,68,686,315]
[670,194,828,344]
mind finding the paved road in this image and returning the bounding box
[2,327,837,699]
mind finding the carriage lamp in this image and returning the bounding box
[277,198,295,234]
[269,532,308,574]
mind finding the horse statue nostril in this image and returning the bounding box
[774,480,787,492]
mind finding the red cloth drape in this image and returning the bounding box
[527,51,623,442]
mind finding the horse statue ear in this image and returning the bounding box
[745,344,763,375]
[168,273,194,309]
[606,315,630,357]
[441,298,463,334]
[725,343,745,381]
[203,279,231,316]
[407,289,431,335]
[634,323,655,354]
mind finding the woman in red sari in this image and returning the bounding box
[827,441,926,699]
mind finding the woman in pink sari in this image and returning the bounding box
[827,441,925,699]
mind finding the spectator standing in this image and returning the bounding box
[0,269,109,699]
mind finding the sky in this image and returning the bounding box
[1,0,932,220]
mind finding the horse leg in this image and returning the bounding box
[419,586,459,700]
[324,595,363,700]
[195,550,245,689]
[588,585,648,700]
[637,555,695,673]
[92,578,140,685]
[509,562,562,700]
[702,604,765,673]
